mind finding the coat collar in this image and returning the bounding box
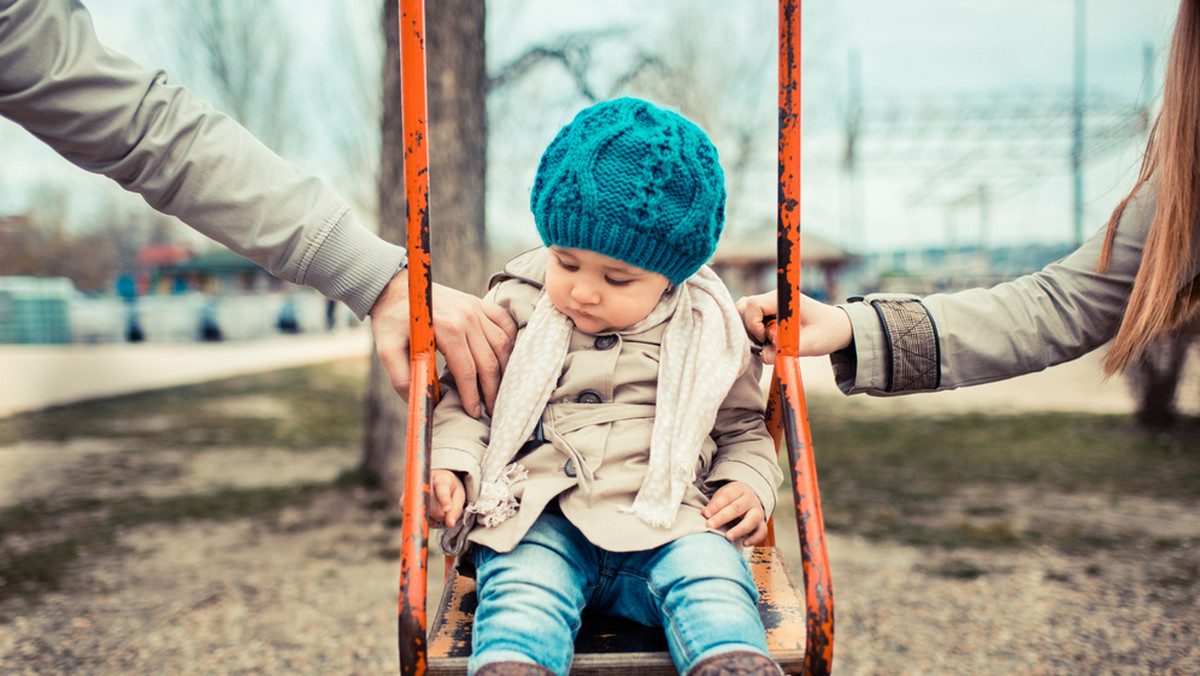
[489,247,547,291]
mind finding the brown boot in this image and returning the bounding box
[473,661,556,676]
[686,650,783,676]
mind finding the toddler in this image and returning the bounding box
[430,97,783,676]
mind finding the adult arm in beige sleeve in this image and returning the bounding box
[833,188,1160,395]
[0,0,404,318]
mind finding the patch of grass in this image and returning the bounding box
[7,360,367,450]
[811,403,1200,501]
[0,537,94,600]
[104,485,323,528]
[0,501,56,539]
[801,395,1200,551]
[0,483,328,609]
[925,557,992,580]
[333,464,382,490]
[0,360,386,615]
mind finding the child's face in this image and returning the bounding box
[545,246,671,334]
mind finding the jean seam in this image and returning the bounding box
[640,573,697,665]
[590,550,616,604]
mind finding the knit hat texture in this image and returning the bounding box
[530,97,726,285]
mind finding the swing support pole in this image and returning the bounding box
[398,0,436,674]
[775,0,835,673]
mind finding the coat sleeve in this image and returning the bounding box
[431,277,534,498]
[832,186,1164,395]
[430,367,492,501]
[702,358,783,517]
[0,0,405,318]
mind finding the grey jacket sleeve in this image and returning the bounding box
[832,187,1160,395]
[0,0,405,318]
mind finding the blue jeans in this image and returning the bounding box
[468,511,768,676]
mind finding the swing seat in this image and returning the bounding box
[426,545,807,675]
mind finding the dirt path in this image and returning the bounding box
[3,352,1199,674]
[4,443,1198,675]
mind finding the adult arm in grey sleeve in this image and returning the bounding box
[833,188,1167,395]
[0,0,404,318]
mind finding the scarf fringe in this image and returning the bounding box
[466,463,529,528]
[619,503,676,529]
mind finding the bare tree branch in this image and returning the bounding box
[163,0,296,154]
[488,29,631,102]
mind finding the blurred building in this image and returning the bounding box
[133,245,284,296]
[711,226,858,302]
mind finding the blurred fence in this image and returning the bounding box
[0,276,357,345]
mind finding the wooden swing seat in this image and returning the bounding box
[427,545,807,675]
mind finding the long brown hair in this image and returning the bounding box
[1099,0,1200,375]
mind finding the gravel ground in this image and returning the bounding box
[2,351,1199,674]
[2,452,1198,675]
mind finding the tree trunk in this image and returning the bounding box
[427,1,489,293]
[1126,333,1190,429]
[362,0,488,499]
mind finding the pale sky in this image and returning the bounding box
[484,0,1182,253]
[0,0,1185,253]
[814,0,1179,252]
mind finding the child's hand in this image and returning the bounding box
[430,469,466,528]
[702,481,768,546]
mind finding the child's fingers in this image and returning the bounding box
[721,505,764,543]
[739,519,770,547]
[760,342,777,365]
[700,487,734,520]
[444,485,464,528]
[445,505,459,528]
[430,473,465,528]
[428,484,447,523]
[704,492,752,530]
[434,480,461,528]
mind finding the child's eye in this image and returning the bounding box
[554,257,579,272]
[605,277,633,287]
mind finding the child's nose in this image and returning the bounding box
[571,282,600,304]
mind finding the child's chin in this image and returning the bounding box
[571,317,612,335]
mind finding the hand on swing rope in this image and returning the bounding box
[369,272,518,418]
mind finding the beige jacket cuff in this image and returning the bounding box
[833,299,891,394]
[834,294,940,396]
[299,212,407,320]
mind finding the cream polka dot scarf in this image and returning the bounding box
[466,265,749,530]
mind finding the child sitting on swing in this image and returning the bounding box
[430,97,783,676]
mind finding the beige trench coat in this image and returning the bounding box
[432,249,782,554]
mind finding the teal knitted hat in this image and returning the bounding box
[530,97,726,285]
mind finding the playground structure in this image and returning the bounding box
[395,1,831,673]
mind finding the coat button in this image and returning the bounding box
[575,390,602,404]
[593,334,618,350]
[564,459,577,477]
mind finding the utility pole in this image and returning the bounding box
[1071,0,1086,247]
[843,50,863,252]
[843,0,1148,263]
